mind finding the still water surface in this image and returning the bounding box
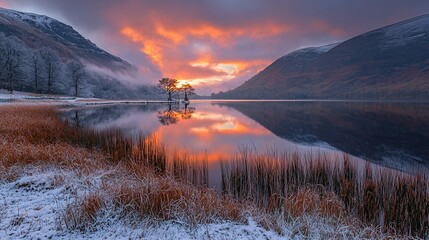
[64,100,429,187]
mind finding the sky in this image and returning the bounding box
[1,0,429,95]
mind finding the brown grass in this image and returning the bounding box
[0,105,278,233]
[61,192,106,232]
[0,104,413,238]
[111,177,243,224]
[0,105,108,180]
[283,188,345,220]
[221,150,429,238]
[170,150,209,187]
[0,105,167,176]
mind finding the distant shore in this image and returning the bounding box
[0,90,191,106]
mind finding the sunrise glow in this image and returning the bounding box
[121,24,273,89]
[3,0,427,95]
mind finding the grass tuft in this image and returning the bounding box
[0,105,422,238]
[220,149,429,238]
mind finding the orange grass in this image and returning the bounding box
[0,105,406,237]
[0,105,108,179]
[61,192,106,232]
[0,105,278,233]
[221,150,429,238]
[111,177,243,224]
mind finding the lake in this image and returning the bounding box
[63,100,429,188]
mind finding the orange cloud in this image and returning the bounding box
[121,27,164,69]
[152,22,291,46]
[179,59,269,87]
[120,21,283,92]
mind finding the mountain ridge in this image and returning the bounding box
[212,13,429,100]
[0,7,164,99]
[0,7,132,71]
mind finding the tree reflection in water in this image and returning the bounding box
[157,103,195,125]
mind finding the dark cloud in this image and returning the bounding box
[4,0,429,94]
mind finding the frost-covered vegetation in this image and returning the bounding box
[0,33,162,99]
[0,105,418,239]
[221,151,429,238]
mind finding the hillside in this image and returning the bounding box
[0,7,131,71]
[0,7,161,99]
[212,14,429,100]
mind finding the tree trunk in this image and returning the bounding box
[48,70,52,94]
[35,70,38,93]
[7,66,13,94]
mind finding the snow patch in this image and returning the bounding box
[281,42,341,59]
[0,167,286,239]
[383,14,429,47]
[0,7,54,29]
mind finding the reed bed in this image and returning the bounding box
[0,105,202,182]
[0,105,277,234]
[170,149,209,187]
[220,149,429,238]
[0,105,417,238]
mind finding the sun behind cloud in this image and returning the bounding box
[120,22,280,90]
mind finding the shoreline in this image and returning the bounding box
[3,90,429,107]
[0,103,427,239]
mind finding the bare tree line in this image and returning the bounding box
[0,33,166,99]
[0,34,87,97]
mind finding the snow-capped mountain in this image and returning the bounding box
[213,14,429,100]
[0,7,165,99]
[0,7,131,70]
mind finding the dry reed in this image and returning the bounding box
[0,105,277,233]
[220,149,429,238]
[0,105,417,238]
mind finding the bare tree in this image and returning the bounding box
[158,105,180,125]
[40,49,61,94]
[0,43,6,90]
[31,51,43,93]
[67,61,86,97]
[157,78,178,101]
[180,83,195,102]
[2,42,22,93]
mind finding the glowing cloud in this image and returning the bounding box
[4,0,428,94]
[120,21,282,92]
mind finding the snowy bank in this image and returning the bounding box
[0,167,283,240]
[0,90,180,106]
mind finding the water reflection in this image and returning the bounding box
[215,101,429,169]
[158,104,195,125]
[63,102,321,190]
[63,101,429,177]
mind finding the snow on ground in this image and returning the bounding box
[383,14,429,47]
[281,42,341,59]
[0,90,75,101]
[0,165,383,239]
[0,90,175,106]
[0,7,54,29]
[0,166,285,240]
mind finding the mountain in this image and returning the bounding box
[212,14,429,100]
[0,7,131,71]
[0,8,162,99]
